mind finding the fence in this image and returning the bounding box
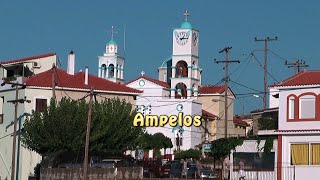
[40,167,143,180]
[230,166,295,180]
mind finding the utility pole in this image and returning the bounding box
[215,47,240,138]
[1,82,29,180]
[254,36,277,110]
[285,59,308,74]
[83,87,94,180]
[52,63,56,100]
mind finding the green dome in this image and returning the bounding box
[181,21,192,29]
[107,38,117,45]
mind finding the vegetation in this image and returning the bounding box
[22,97,144,166]
[208,137,244,161]
[256,135,276,154]
[258,111,278,130]
[174,149,202,160]
[136,132,173,159]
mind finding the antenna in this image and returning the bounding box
[123,24,126,59]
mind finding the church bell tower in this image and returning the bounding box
[170,10,201,99]
[98,26,124,84]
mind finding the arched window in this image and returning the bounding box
[288,96,295,119]
[299,95,316,119]
[191,83,196,97]
[176,61,188,78]
[101,64,107,78]
[108,64,114,78]
[192,61,196,78]
[175,83,187,99]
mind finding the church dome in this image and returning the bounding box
[107,38,117,45]
[181,21,192,29]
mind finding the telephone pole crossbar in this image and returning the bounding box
[285,59,308,74]
[215,47,240,138]
[254,36,278,110]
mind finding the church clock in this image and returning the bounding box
[192,32,198,46]
[174,30,191,45]
[139,79,145,87]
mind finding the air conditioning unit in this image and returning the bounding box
[32,62,41,68]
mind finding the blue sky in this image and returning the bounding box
[0,1,319,114]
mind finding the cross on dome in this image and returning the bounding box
[110,26,117,39]
[183,10,190,21]
[141,71,145,76]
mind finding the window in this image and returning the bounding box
[311,144,320,165]
[299,95,316,119]
[291,144,309,165]
[35,99,47,112]
[291,143,320,165]
[288,97,295,119]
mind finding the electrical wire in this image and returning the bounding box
[251,53,279,83]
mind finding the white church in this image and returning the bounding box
[96,11,246,159]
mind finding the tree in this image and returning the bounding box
[136,132,173,159]
[208,137,244,161]
[22,97,144,163]
[174,149,202,160]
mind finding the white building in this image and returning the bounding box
[126,12,246,158]
[0,51,141,180]
[259,70,320,180]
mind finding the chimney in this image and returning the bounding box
[67,50,75,75]
[85,66,89,85]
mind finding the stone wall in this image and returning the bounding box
[40,167,143,180]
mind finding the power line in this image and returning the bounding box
[251,53,279,82]
[229,79,264,93]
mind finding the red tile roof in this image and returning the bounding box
[0,53,56,65]
[233,116,249,127]
[202,110,219,119]
[198,85,225,94]
[275,129,320,133]
[126,75,170,88]
[271,70,320,87]
[25,67,142,94]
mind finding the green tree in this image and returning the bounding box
[174,149,202,160]
[136,132,173,159]
[208,137,244,161]
[22,97,144,161]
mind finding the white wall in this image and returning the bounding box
[282,135,320,180]
[230,140,278,180]
[279,86,320,130]
[0,87,52,180]
[269,87,279,108]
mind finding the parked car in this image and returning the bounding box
[160,162,171,178]
[200,168,220,180]
[57,163,82,168]
[187,164,199,179]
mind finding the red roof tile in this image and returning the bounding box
[233,116,249,127]
[0,53,56,65]
[126,75,170,88]
[198,85,225,94]
[25,67,142,94]
[275,129,320,133]
[202,110,219,119]
[271,70,320,87]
